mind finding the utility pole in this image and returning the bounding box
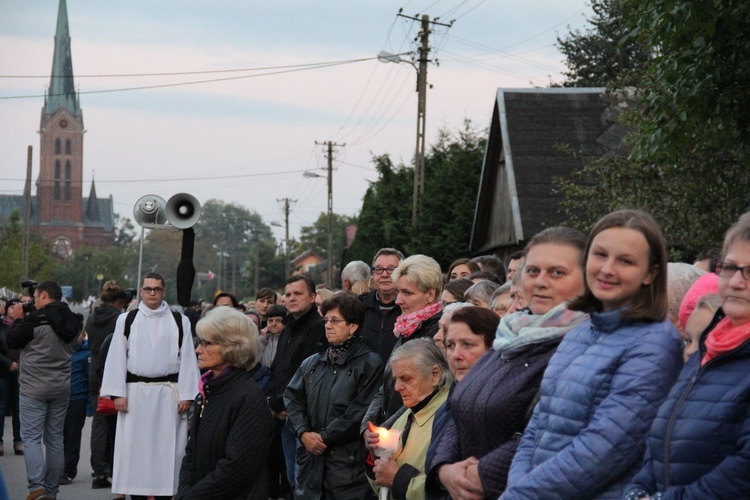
[397,12,453,225]
[313,140,344,288]
[277,198,296,278]
[21,146,32,281]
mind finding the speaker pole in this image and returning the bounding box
[136,225,145,302]
[176,227,196,308]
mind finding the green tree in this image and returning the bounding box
[296,212,357,288]
[348,122,486,268]
[0,210,57,291]
[555,0,650,87]
[556,0,750,260]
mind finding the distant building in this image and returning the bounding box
[0,0,114,258]
[291,248,324,276]
[470,87,628,261]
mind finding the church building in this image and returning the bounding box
[0,0,115,258]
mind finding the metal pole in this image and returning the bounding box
[21,146,32,281]
[326,141,334,288]
[413,14,430,225]
[136,225,145,301]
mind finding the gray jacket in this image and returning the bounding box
[7,301,83,399]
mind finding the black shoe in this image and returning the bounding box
[92,476,112,489]
[58,475,73,485]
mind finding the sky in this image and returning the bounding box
[0,0,593,246]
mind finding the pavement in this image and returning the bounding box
[2,415,117,500]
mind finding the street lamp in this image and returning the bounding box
[303,170,333,287]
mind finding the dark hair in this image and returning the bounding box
[212,292,239,308]
[37,280,62,301]
[469,255,507,282]
[447,258,480,280]
[372,247,405,267]
[244,310,261,323]
[256,287,277,302]
[286,275,316,295]
[444,278,473,301]
[448,306,500,348]
[509,251,525,261]
[143,272,165,288]
[568,210,668,321]
[266,304,287,319]
[523,226,587,267]
[320,293,366,326]
[100,280,127,305]
[467,271,503,285]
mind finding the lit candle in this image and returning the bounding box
[372,426,401,500]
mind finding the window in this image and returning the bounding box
[55,138,61,154]
[54,161,61,200]
[64,161,71,200]
[65,139,72,154]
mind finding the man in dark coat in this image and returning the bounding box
[266,275,326,494]
[358,248,404,363]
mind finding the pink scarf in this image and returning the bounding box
[702,316,750,366]
[393,301,443,339]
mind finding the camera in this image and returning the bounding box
[20,280,38,314]
[124,288,137,305]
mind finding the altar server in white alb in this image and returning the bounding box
[101,272,200,500]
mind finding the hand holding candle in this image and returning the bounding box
[368,423,400,500]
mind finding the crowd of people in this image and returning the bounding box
[2,207,750,499]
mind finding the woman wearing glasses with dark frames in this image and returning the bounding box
[626,211,750,499]
[284,293,383,499]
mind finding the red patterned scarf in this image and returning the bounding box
[702,316,750,366]
[393,301,443,339]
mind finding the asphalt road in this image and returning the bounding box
[2,415,116,500]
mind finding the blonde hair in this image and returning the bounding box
[392,254,443,296]
[197,307,259,369]
[351,277,375,296]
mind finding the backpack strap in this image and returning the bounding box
[123,309,183,351]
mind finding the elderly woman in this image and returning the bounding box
[626,212,750,499]
[427,227,590,499]
[284,294,383,499]
[362,254,444,429]
[464,280,500,308]
[177,307,272,500]
[489,282,512,317]
[368,339,453,499]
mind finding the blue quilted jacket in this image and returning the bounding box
[503,309,684,499]
[626,310,750,499]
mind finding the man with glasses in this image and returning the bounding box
[359,248,405,363]
[101,272,199,500]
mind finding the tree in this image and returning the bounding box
[348,122,486,268]
[555,0,650,87]
[296,212,357,288]
[0,210,57,291]
[555,0,750,260]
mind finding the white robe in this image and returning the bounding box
[101,301,200,496]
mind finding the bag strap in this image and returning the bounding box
[123,309,183,351]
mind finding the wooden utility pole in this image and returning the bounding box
[314,141,344,288]
[21,146,32,281]
[397,12,453,225]
[277,197,296,278]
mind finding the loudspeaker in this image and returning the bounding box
[166,193,202,229]
[133,194,168,228]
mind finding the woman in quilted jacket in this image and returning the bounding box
[625,212,750,499]
[503,210,684,499]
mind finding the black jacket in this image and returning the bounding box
[426,338,562,498]
[85,302,122,395]
[359,291,401,363]
[285,335,383,499]
[266,305,326,412]
[361,311,442,431]
[7,301,82,349]
[177,367,273,500]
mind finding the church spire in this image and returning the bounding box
[86,174,100,221]
[44,0,80,117]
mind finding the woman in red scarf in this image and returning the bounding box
[626,212,750,499]
[362,255,444,431]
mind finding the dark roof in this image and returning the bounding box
[471,88,627,255]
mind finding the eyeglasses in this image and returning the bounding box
[141,287,164,294]
[372,267,397,276]
[321,318,348,326]
[716,262,750,281]
[442,300,457,307]
[198,338,220,347]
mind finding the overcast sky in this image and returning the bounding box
[0,0,592,244]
